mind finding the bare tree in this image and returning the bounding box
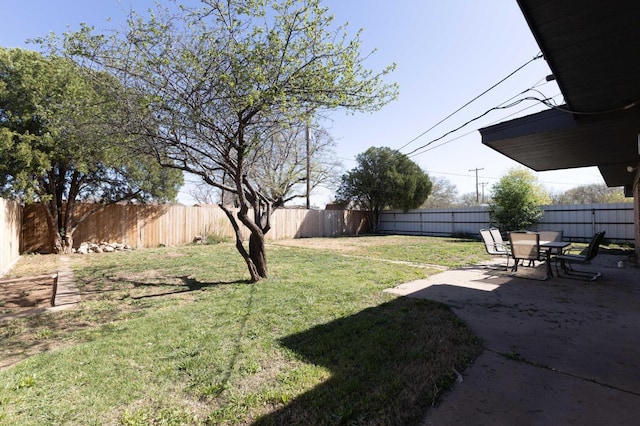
[187,179,220,205]
[551,183,627,204]
[421,177,458,208]
[246,118,341,205]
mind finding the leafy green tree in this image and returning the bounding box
[337,147,432,231]
[551,183,628,204]
[0,47,182,253]
[59,0,397,281]
[489,168,550,231]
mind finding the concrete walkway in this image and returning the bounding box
[386,254,640,425]
[49,256,81,311]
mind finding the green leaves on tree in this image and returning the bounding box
[57,0,398,280]
[337,147,432,232]
[0,47,182,253]
[488,168,549,232]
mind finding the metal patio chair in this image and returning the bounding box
[556,231,605,281]
[480,228,511,269]
[509,231,548,280]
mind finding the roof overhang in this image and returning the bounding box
[481,107,640,187]
[480,0,640,192]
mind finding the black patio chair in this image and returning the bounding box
[556,231,605,281]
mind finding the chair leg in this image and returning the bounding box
[511,258,519,272]
[558,260,602,281]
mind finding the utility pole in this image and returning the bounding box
[480,182,489,204]
[305,119,311,209]
[469,168,484,203]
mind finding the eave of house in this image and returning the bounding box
[480,0,640,193]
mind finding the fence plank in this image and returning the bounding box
[0,198,22,276]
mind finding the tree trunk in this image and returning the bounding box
[369,207,381,234]
[249,231,267,278]
[51,231,64,254]
[62,232,74,254]
[219,204,263,282]
[42,202,63,254]
[237,237,261,282]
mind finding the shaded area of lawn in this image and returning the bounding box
[255,298,481,425]
[0,237,485,425]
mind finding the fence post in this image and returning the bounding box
[451,211,455,235]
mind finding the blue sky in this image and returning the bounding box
[2,0,606,205]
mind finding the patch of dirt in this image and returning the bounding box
[0,275,56,315]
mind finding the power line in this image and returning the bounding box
[425,169,594,187]
[406,87,619,160]
[404,93,560,156]
[407,91,563,158]
[403,78,555,157]
[397,52,543,152]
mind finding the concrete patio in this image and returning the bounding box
[387,252,640,425]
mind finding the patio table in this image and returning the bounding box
[540,240,571,277]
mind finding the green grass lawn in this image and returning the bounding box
[0,236,487,425]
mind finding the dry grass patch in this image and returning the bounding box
[273,235,417,252]
[2,253,60,279]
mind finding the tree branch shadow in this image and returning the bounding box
[129,276,250,300]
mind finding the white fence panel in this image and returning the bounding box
[379,203,635,243]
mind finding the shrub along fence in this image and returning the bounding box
[0,198,22,276]
[378,203,635,243]
[21,203,370,253]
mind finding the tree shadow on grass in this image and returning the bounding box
[254,297,482,426]
[0,275,249,370]
[78,274,250,301]
[129,276,250,300]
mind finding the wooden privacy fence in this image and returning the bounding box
[22,203,370,253]
[378,203,635,243]
[0,198,22,276]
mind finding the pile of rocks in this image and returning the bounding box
[74,242,133,255]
